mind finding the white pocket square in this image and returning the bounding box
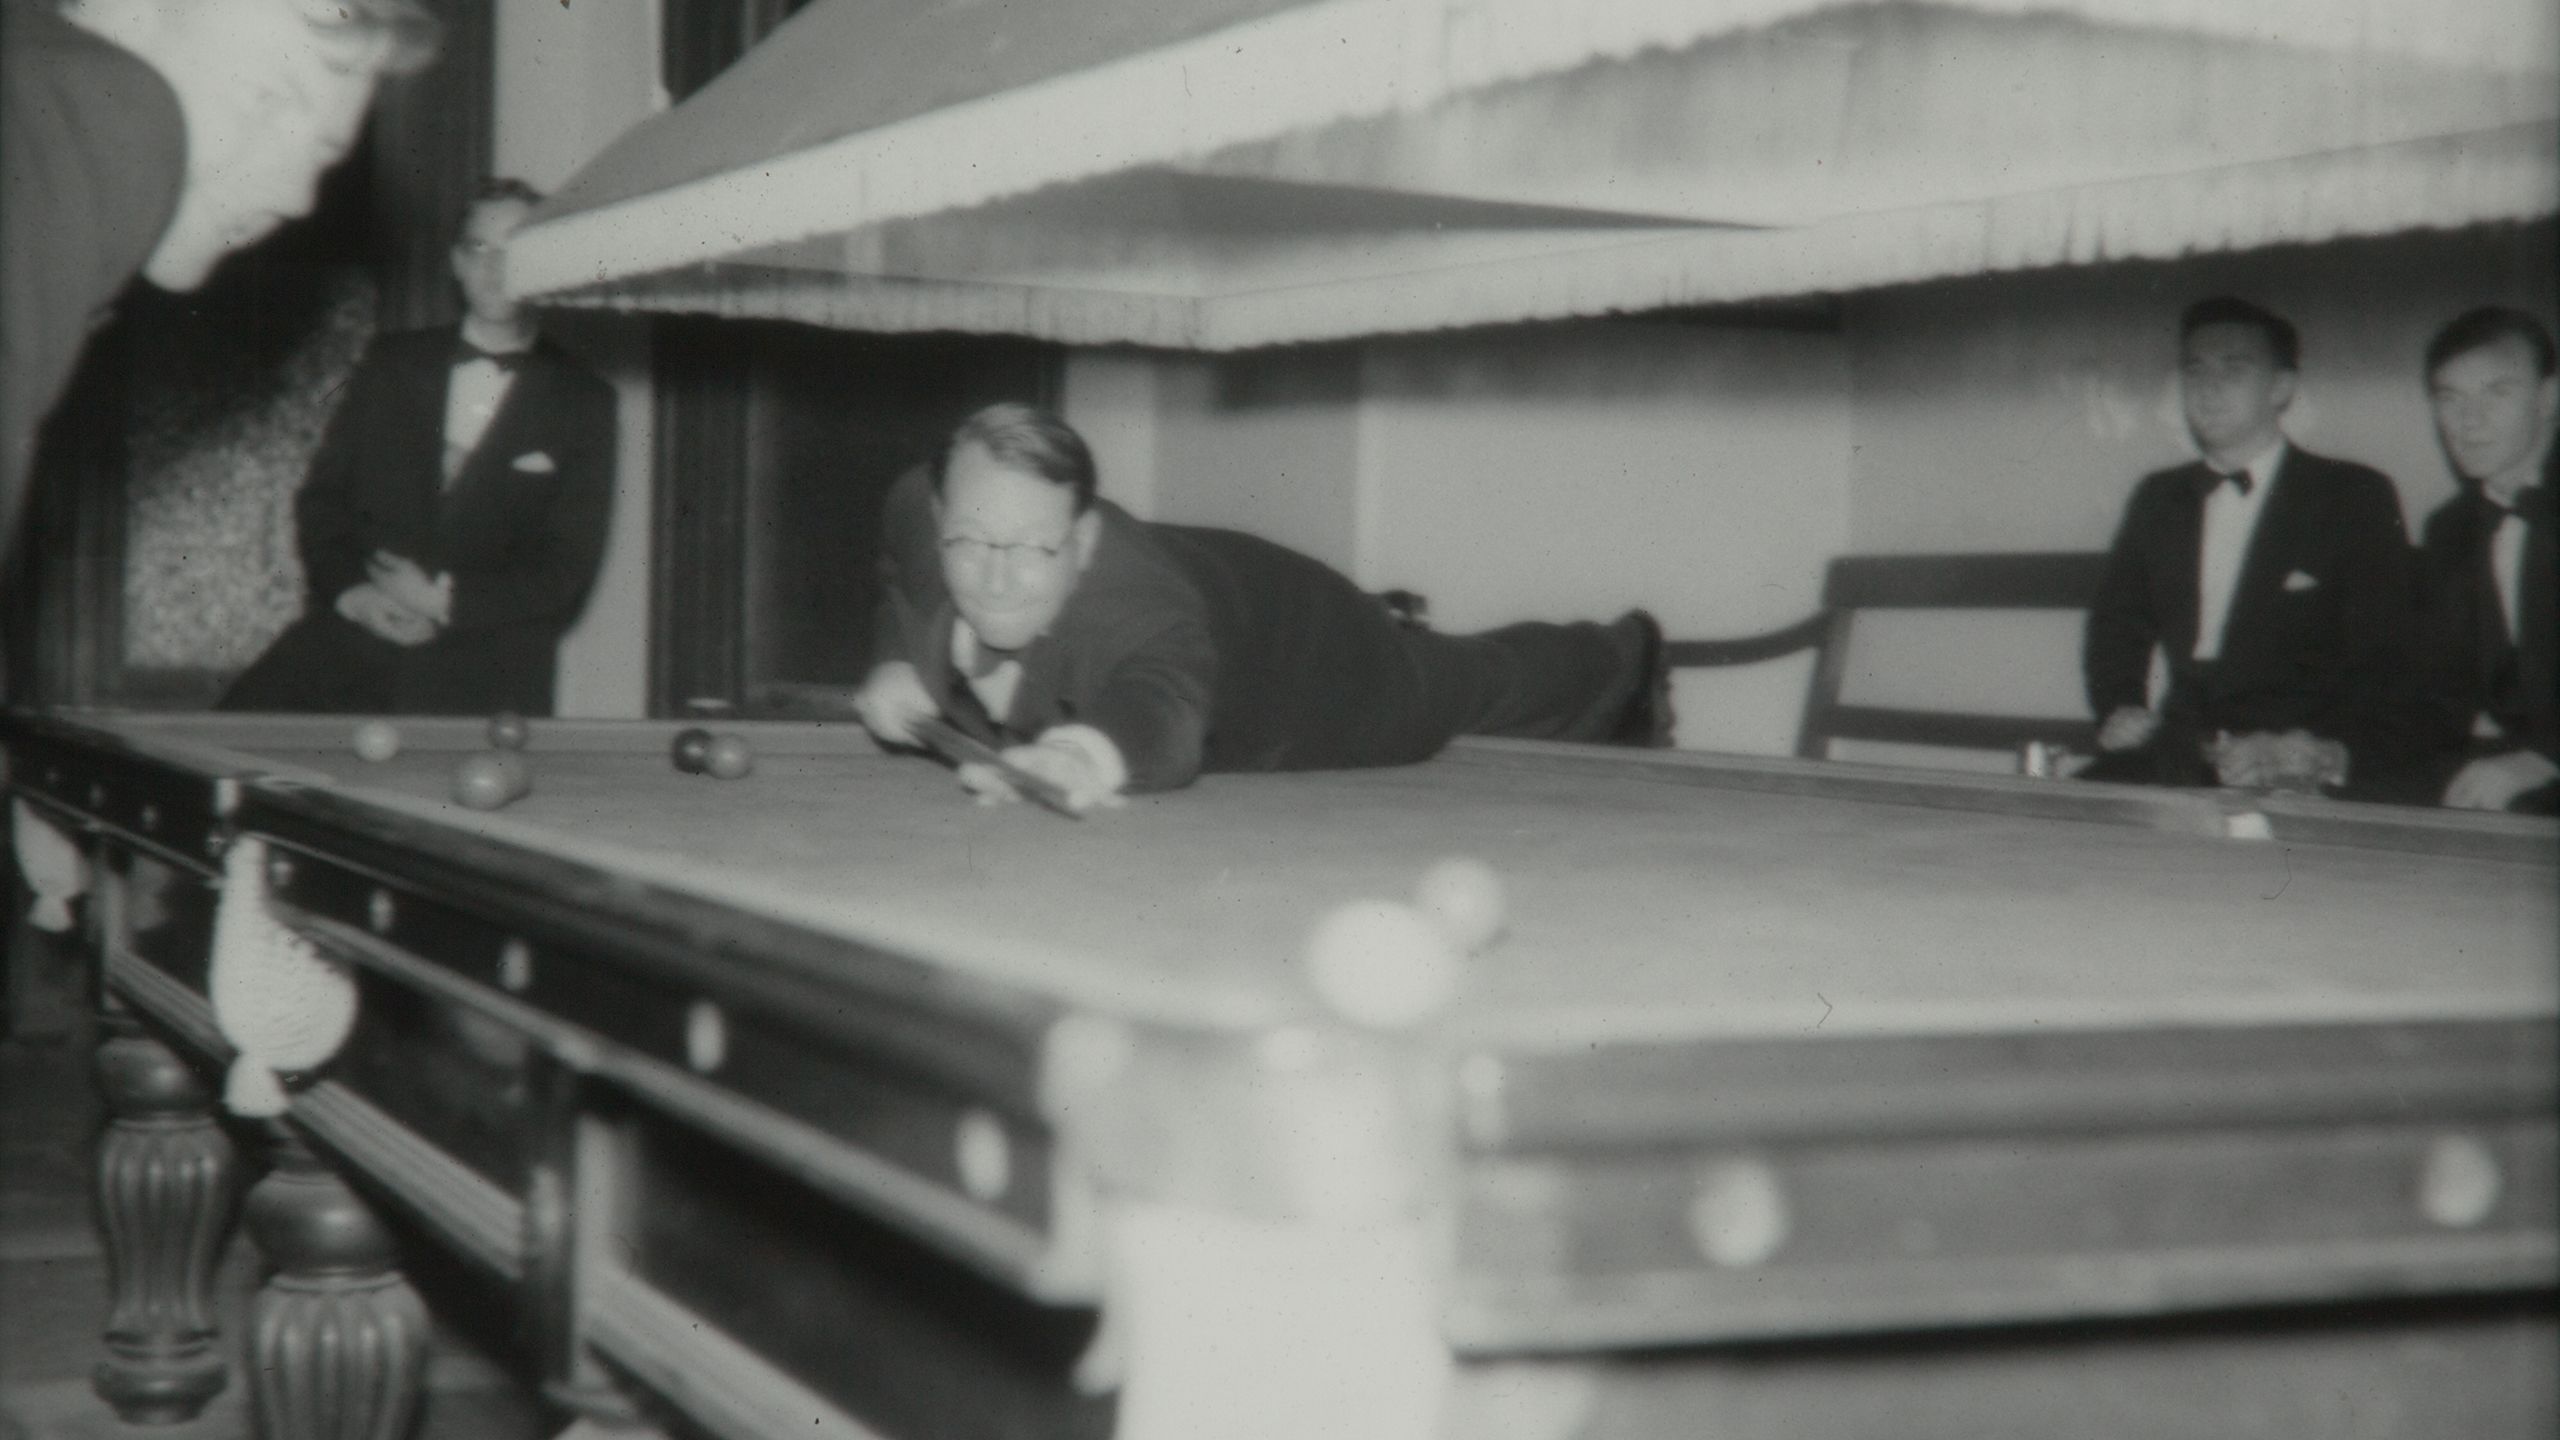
[510,451,557,474]
[2281,569,2320,592]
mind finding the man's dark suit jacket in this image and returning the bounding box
[2407,448,2557,809]
[2083,445,2416,777]
[224,327,616,714]
[1,4,184,549]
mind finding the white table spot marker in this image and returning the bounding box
[684,1000,728,1074]
[497,938,534,993]
[956,1108,1012,1202]
[1688,1158,1791,1269]
[2418,1133,2502,1230]
[2224,812,2275,841]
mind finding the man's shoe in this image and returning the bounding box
[1610,609,1677,748]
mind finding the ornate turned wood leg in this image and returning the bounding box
[524,1067,657,1438]
[91,1015,239,1423]
[244,1126,430,1440]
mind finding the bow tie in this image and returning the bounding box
[453,341,529,372]
[2202,466,2253,498]
[2487,486,2545,522]
[962,639,1024,680]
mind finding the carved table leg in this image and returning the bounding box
[244,1125,430,1440]
[91,1015,240,1423]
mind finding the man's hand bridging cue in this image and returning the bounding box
[852,661,939,747]
[956,736,1122,814]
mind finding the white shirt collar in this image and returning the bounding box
[2482,434,2554,511]
[949,618,1027,722]
[2211,435,2286,493]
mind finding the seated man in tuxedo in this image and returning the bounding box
[851,404,1672,812]
[2405,307,2557,814]
[2081,296,2415,790]
[221,179,616,715]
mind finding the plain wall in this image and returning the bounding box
[496,0,662,719]
[1062,349,1167,518]
[1151,347,1367,571]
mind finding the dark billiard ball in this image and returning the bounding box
[671,727,714,774]
[487,712,531,750]
[452,752,531,811]
[704,733,754,780]
[351,720,402,763]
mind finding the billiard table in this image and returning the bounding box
[4,709,2554,1440]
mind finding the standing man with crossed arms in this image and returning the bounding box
[2,0,440,552]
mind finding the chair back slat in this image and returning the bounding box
[1820,552,2109,611]
[1668,550,2109,763]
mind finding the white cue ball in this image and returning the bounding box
[1302,898,1462,1030]
[1413,855,1506,954]
[351,720,402,763]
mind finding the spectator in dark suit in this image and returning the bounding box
[2405,307,2557,814]
[2081,297,2415,790]
[221,180,618,715]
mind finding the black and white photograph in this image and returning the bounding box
[2,1,2553,1437]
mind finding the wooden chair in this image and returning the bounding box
[1668,551,2110,761]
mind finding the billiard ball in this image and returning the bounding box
[351,720,402,763]
[1302,898,1461,1030]
[487,712,531,750]
[703,733,754,779]
[452,752,531,811]
[1414,855,1505,955]
[671,728,714,774]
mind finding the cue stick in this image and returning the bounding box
[911,717,1086,819]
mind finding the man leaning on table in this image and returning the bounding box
[2080,296,2417,793]
[1,0,439,556]
[851,404,1673,812]
[2,0,434,1037]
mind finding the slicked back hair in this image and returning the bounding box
[2425,306,2558,382]
[286,0,442,76]
[2179,295,2300,372]
[935,404,1099,514]
[474,177,545,210]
